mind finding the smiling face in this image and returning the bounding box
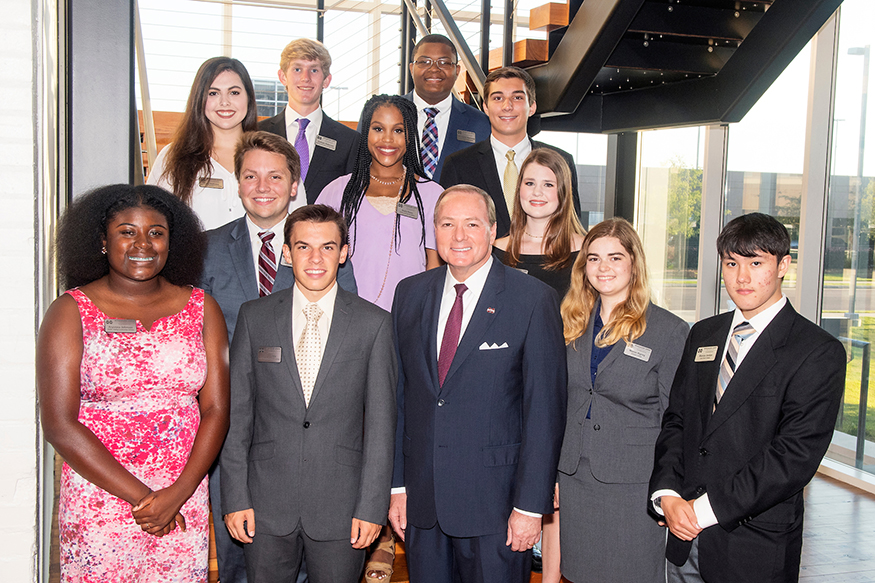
[278,59,330,115]
[103,206,170,283]
[435,190,497,281]
[204,70,249,131]
[238,148,297,229]
[409,42,460,105]
[282,220,349,302]
[368,105,407,171]
[483,77,536,146]
[518,162,560,220]
[585,236,633,303]
[721,251,790,319]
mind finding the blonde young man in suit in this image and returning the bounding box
[259,38,359,203]
[649,213,846,583]
[219,203,395,583]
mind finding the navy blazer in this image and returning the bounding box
[649,302,845,583]
[401,92,490,184]
[440,139,581,238]
[259,111,360,203]
[200,216,357,341]
[392,260,567,537]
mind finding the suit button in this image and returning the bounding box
[303,421,310,428]
[695,486,705,495]
[589,390,593,395]
[437,399,445,407]
[699,448,708,456]
[593,424,600,431]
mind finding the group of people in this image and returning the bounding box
[36,30,847,583]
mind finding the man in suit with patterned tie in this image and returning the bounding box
[440,66,580,238]
[200,131,356,583]
[220,204,396,583]
[259,38,360,203]
[402,34,490,184]
[389,185,567,583]
[649,213,846,583]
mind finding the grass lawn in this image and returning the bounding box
[838,316,875,443]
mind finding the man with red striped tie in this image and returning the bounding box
[199,130,356,583]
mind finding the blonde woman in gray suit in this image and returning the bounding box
[557,218,688,582]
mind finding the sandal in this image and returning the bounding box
[364,531,395,583]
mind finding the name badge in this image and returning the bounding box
[695,346,719,362]
[199,177,224,189]
[624,342,652,362]
[258,347,282,363]
[457,129,476,143]
[315,135,337,151]
[104,319,137,333]
[396,202,419,219]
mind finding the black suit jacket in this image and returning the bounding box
[259,110,360,203]
[649,302,845,583]
[440,138,581,238]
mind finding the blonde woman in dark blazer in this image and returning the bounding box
[557,218,688,582]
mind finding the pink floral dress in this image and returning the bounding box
[59,288,209,583]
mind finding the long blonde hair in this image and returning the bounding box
[561,218,650,347]
[504,149,585,270]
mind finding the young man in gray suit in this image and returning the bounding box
[221,204,397,583]
[200,131,355,583]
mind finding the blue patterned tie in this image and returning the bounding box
[295,118,310,182]
[715,321,756,410]
[421,107,439,178]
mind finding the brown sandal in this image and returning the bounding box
[364,532,395,583]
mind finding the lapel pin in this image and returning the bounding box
[487,307,495,314]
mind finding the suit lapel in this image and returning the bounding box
[422,269,444,394]
[695,316,731,431]
[478,142,509,229]
[272,288,306,403]
[568,307,597,418]
[229,218,259,301]
[308,289,352,406]
[305,115,338,194]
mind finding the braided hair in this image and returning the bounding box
[340,94,429,255]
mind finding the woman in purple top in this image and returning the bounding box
[317,95,441,312]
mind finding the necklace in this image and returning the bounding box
[524,230,545,239]
[370,173,403,185]
[373,180,407,303]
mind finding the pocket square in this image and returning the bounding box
[479,342,509,350]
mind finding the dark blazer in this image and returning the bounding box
[649,302,846,583]
[200,216,356,341]
[220,286,397,540]
[401,92,491,183]
[392,260,567,537]
[440,139,581,238]
[259,111,360,203]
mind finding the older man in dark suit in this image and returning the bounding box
[389,185,567,583]
[259,38,359,202]
[440,67,580,238]
[649,213,846,583]
[221,204,396,583]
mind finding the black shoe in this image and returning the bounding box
[531,553,543,573]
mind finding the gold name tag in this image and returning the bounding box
[695,346,719,362]
[199,177,224,189]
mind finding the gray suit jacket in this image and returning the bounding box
[557,303,688,484]
[220,286,397,540]
[200,215,356,341]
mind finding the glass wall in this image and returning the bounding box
[821,0,875,473]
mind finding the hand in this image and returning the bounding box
[131,488,187,537]
[505,510,541,552]
[225,508,256,543]
[388,492,407,541]
[660,497,702,541]
[553,483,560,510]
[351,518,381,549]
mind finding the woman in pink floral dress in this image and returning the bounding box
[37,184,229,582]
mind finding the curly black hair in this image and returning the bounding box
[57,184,206,288]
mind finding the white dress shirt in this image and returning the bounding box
[490,135,532,195]
[245,214,286,282]
[413,92,454,160]
[652,295,789,529]
[291,281,338,368]
[435,255,494,352]
[284,105,324,204]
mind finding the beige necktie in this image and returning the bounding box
[296,303,323,407]
[503,149,518,220]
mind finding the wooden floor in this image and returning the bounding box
[49,460,875,582]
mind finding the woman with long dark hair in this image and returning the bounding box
[148,57,258,229]
[317,94,441,311]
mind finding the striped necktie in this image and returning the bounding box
[421,107,439,178]
[715,321,755,410]
[257,231,277,297]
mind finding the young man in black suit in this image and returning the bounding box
[440,66,580,238]
[259,38,359,203]
[649,213,846,583]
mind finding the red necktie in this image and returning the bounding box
[258,231,277,297]
[438,283,467,386]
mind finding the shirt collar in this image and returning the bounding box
[285,104,323,126]
[490,134,530,157]
[443,255,494,297]
[730,294,787,333]
[245,213,287,248]
[412,91,453,114]
[293,279,338,316]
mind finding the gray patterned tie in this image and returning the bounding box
[715,321,755,410]
[296,303,323,407]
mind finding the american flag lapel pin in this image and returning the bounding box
[487,307,495,314]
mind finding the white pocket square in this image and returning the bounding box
[479,342,509,350]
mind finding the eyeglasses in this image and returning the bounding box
[413,58,457,70]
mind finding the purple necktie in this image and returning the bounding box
[421,107,439,178]
[295,118,310,182]
[257,231,277,297]
[438,283,467,386]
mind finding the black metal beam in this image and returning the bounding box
[606,38,734,74]
[480,0,491,72]
[628,3,761,41]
